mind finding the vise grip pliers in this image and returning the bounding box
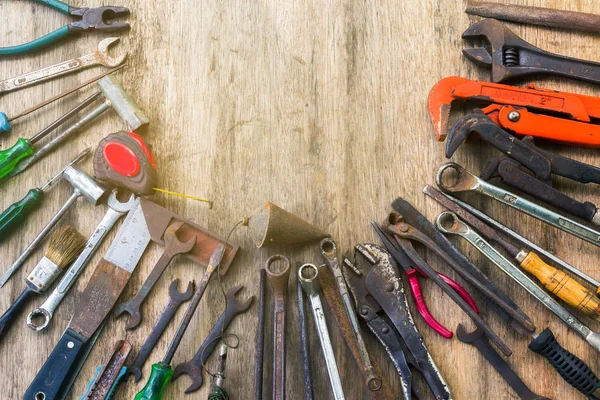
[0,0,129,56]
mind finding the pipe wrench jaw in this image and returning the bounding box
[446,113,494,158]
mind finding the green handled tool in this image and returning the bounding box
[0,148,90,242]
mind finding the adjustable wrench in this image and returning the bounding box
[299,263,345,400]
[114,221,196,330]
[173,285,254,393]
[26,190,136,332]
[0,38,126,95]
[265,255,291,400]
[126,279,195,382]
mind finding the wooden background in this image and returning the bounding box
[1,0,600,398]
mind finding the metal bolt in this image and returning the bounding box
[507,110,520,122]
[385,283,394,292]
[67,341,74,349]
[360,307,369,316]
[382,327,389,334]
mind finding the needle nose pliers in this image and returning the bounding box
[0,0,130,56]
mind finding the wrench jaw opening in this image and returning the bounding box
[96,37,127,67]
[436,163,481,193]
[427,76,474,142]
[462,19,512,83]
[172,362,203,393]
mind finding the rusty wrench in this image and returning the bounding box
[126,279,195,382]
[265,255,291,400]
[172,285,254,393]
[0,38,126,95]
[114,221,197,330]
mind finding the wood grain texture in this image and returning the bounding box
[1,0,600,399]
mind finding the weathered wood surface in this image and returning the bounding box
[1,0,600,398]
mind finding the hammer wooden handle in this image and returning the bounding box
[519,252,600,320]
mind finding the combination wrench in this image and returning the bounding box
[0,38,126,95]
[299,263,345,400]
[114,221,196,330]
[26,191,136,331]
[265,255,291,400]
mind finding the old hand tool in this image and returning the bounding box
[1,166,107,287]
[80,340,132,400]
[425,185,600,320]
[208,344,229,400]
[428,76,600,145]
[0,1,129,56]
[9,74,149,179]
[0,64,125,134]
[436,162,600,249]
[319,238,384,394]
[255,268,266,400]
[436,212,600,352]
[0,38,126,95]
[466,1,600,34]
[424,185,600,295]
[463,18,600,84]
[350,244,451,400]
[373,222,512,356]
[437,212,600,399]
[0,226,84,340]
[264,255,292,400]
[299,264,346,400]
[173,285,254,393]
[456,325,549,400]
[0,148,88,242]
[115,221,196,329]
[126,279,194,382]
[296,263,314,400]
[24,198,151,400]
[378,216,535,333]
[135,245,226,400]
[391,196,534,335]
[27,191,136,331]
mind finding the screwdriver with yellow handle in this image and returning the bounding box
[0,149,90,242]
[424,185,600,320]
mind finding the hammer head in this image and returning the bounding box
[98,75,149,131]
[63,166,108,205]
[445,113,492,158]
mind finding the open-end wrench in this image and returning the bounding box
[0,38,126,95]
[296,263,314,400]
[299,263,345,400]
[26,190,136,332]
[126,279,195,382]
[173,285,254,393]
[456,324,549,400]
[264,255,291,400]
[114,221,197,330]
[462,18,600,84]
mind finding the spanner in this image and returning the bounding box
[172,285,254,393]
[26,190,136,332]
[0,37,126,95]
[126,279,195,382]
[299,263,345,400]
[456,324,549,400]
[114,221,197,330]
[265,255,291,400]
[462,18,600,84]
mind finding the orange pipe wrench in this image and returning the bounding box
[428,76,600,147]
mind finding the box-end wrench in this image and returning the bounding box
[172,285,254,393]
[436,162,600,249]
[114,221,196,330]
[255,268,267,400]
[299,263,346,400]
[0,38,126,95]
[264,255,291,400]
[296,263,314,400]
[26,191,136,332]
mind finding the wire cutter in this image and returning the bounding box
[0,0,130,56]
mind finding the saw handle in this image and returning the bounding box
[24,328,85,400]
[135,362,173,400]
[518,252,600,320]
[0,287,35,339]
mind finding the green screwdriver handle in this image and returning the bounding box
[135,362,173,400]
[0,189,43,242]
[0,138,34,181]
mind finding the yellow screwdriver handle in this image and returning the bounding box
[518,252,600,320]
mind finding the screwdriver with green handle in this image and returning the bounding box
[0,148,90,242]
[135,244,226,400]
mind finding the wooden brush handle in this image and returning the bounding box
[519,252,600,320]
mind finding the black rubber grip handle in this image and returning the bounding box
[529,328,600,399]
[24,328,86,400]
[0,287,34,340]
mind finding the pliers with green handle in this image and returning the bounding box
[0,0,129,56]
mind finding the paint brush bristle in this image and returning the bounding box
[45,226,86,269]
